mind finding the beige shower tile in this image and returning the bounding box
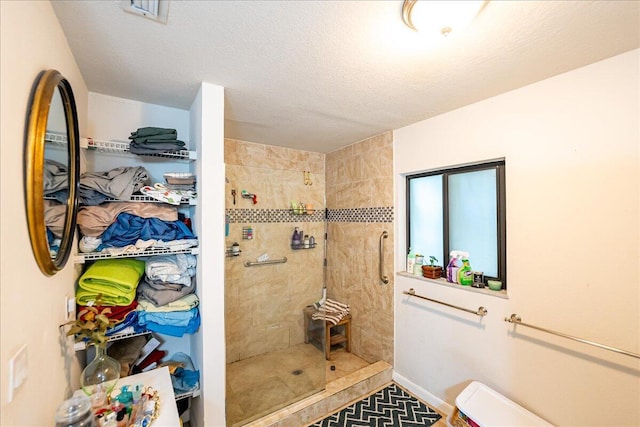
[224,138,241,165]
[238,330,268,360]
[265,323,291,353]
[371,176,393,206]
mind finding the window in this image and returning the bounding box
[407,160,506,287]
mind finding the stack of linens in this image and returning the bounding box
[76,259,145,306]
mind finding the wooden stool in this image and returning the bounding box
[303,307,352,360]
[325,314,351,360]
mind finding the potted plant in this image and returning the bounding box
[422,256,443,279]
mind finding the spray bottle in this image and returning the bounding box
[446,251,468,283]
[457,256,473,286]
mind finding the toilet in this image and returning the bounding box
[448,381,553,427]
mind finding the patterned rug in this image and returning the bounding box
[309,382,442,426]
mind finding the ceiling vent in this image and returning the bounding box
[121,0,169,23]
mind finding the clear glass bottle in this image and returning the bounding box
[81,343,120,408]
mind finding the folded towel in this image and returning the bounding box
[76,259,145,306]
[129,127,177,139]
[137,294,199,313]
[130,133,179,143]
[311,298,350,326]
[145,254,196,286]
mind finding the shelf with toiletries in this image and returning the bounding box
[288,208,316,215]
[291,243,317,250]
[226,243,242,257]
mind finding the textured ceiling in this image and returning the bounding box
[51,1,640,153]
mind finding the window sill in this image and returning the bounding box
[397,272,508,299]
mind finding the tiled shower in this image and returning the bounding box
[224,132,394,424]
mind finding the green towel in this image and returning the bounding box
[77,259,145,306]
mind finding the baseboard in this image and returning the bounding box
[392,371,454,416]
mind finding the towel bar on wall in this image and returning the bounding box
[244,257,287,267]
[403,288,488,317]
[505,314,640,359]
[379,231,389,284]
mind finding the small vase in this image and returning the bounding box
[81,343,120,408]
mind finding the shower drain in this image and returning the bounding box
[291,369,304,376]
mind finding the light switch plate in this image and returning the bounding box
[7,344,28,403]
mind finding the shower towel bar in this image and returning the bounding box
[404,288,488,317]
[379,231,389,284]
[244,257,287,267]
[504,314,640,359]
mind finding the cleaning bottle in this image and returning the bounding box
[406,248,416,274]
[457,257,473,286]
[446,251,467,283]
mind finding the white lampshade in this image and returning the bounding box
[405,0,486,37]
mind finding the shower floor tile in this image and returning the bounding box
[226,343,369,427]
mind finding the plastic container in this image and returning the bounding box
[55,395,96,427]
[163,172,195,185]
[447,381,553,427]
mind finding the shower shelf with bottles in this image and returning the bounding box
[291,243,317,250]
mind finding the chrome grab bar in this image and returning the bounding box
[403,288,487,317]
[379,231,389,284]
[244,257,287,267]
[505,314,640,359]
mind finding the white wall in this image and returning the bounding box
[190,82,226,427]
[393,49,640,426]
[0,1,88,425]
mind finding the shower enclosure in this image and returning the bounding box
[224,145,327,426]
[224,133,395,426]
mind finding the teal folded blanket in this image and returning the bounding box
[77,259,145,306]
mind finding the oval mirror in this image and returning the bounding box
[26,70,80,275]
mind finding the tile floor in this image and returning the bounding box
[226,343,370,427]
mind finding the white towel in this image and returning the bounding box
[311,298,350,326]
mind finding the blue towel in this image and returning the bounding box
[167,352,199,393]
[139,309,200,337]
[99,213,195,248]
[138,307,198,327]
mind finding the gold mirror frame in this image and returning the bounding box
[26,70,80,276]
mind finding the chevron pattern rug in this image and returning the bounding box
[309,382,442,426]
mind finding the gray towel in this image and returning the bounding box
[129,127,176,139]
[79,166,150,201]
[137,277,195,306]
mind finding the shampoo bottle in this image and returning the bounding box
[406,248,416,274]
[457,257,473,286]
[292,227,301,247]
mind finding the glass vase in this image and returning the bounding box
[81,343,120,408]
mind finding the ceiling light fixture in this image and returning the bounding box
[121,0,169,24]
[402,0,486,37]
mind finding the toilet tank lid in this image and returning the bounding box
[455,381,553,427]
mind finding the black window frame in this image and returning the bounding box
[406,160,507,287]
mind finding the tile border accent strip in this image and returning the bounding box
[226,207,393,224]
[227,208,324,223]
[327,207,393,223]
